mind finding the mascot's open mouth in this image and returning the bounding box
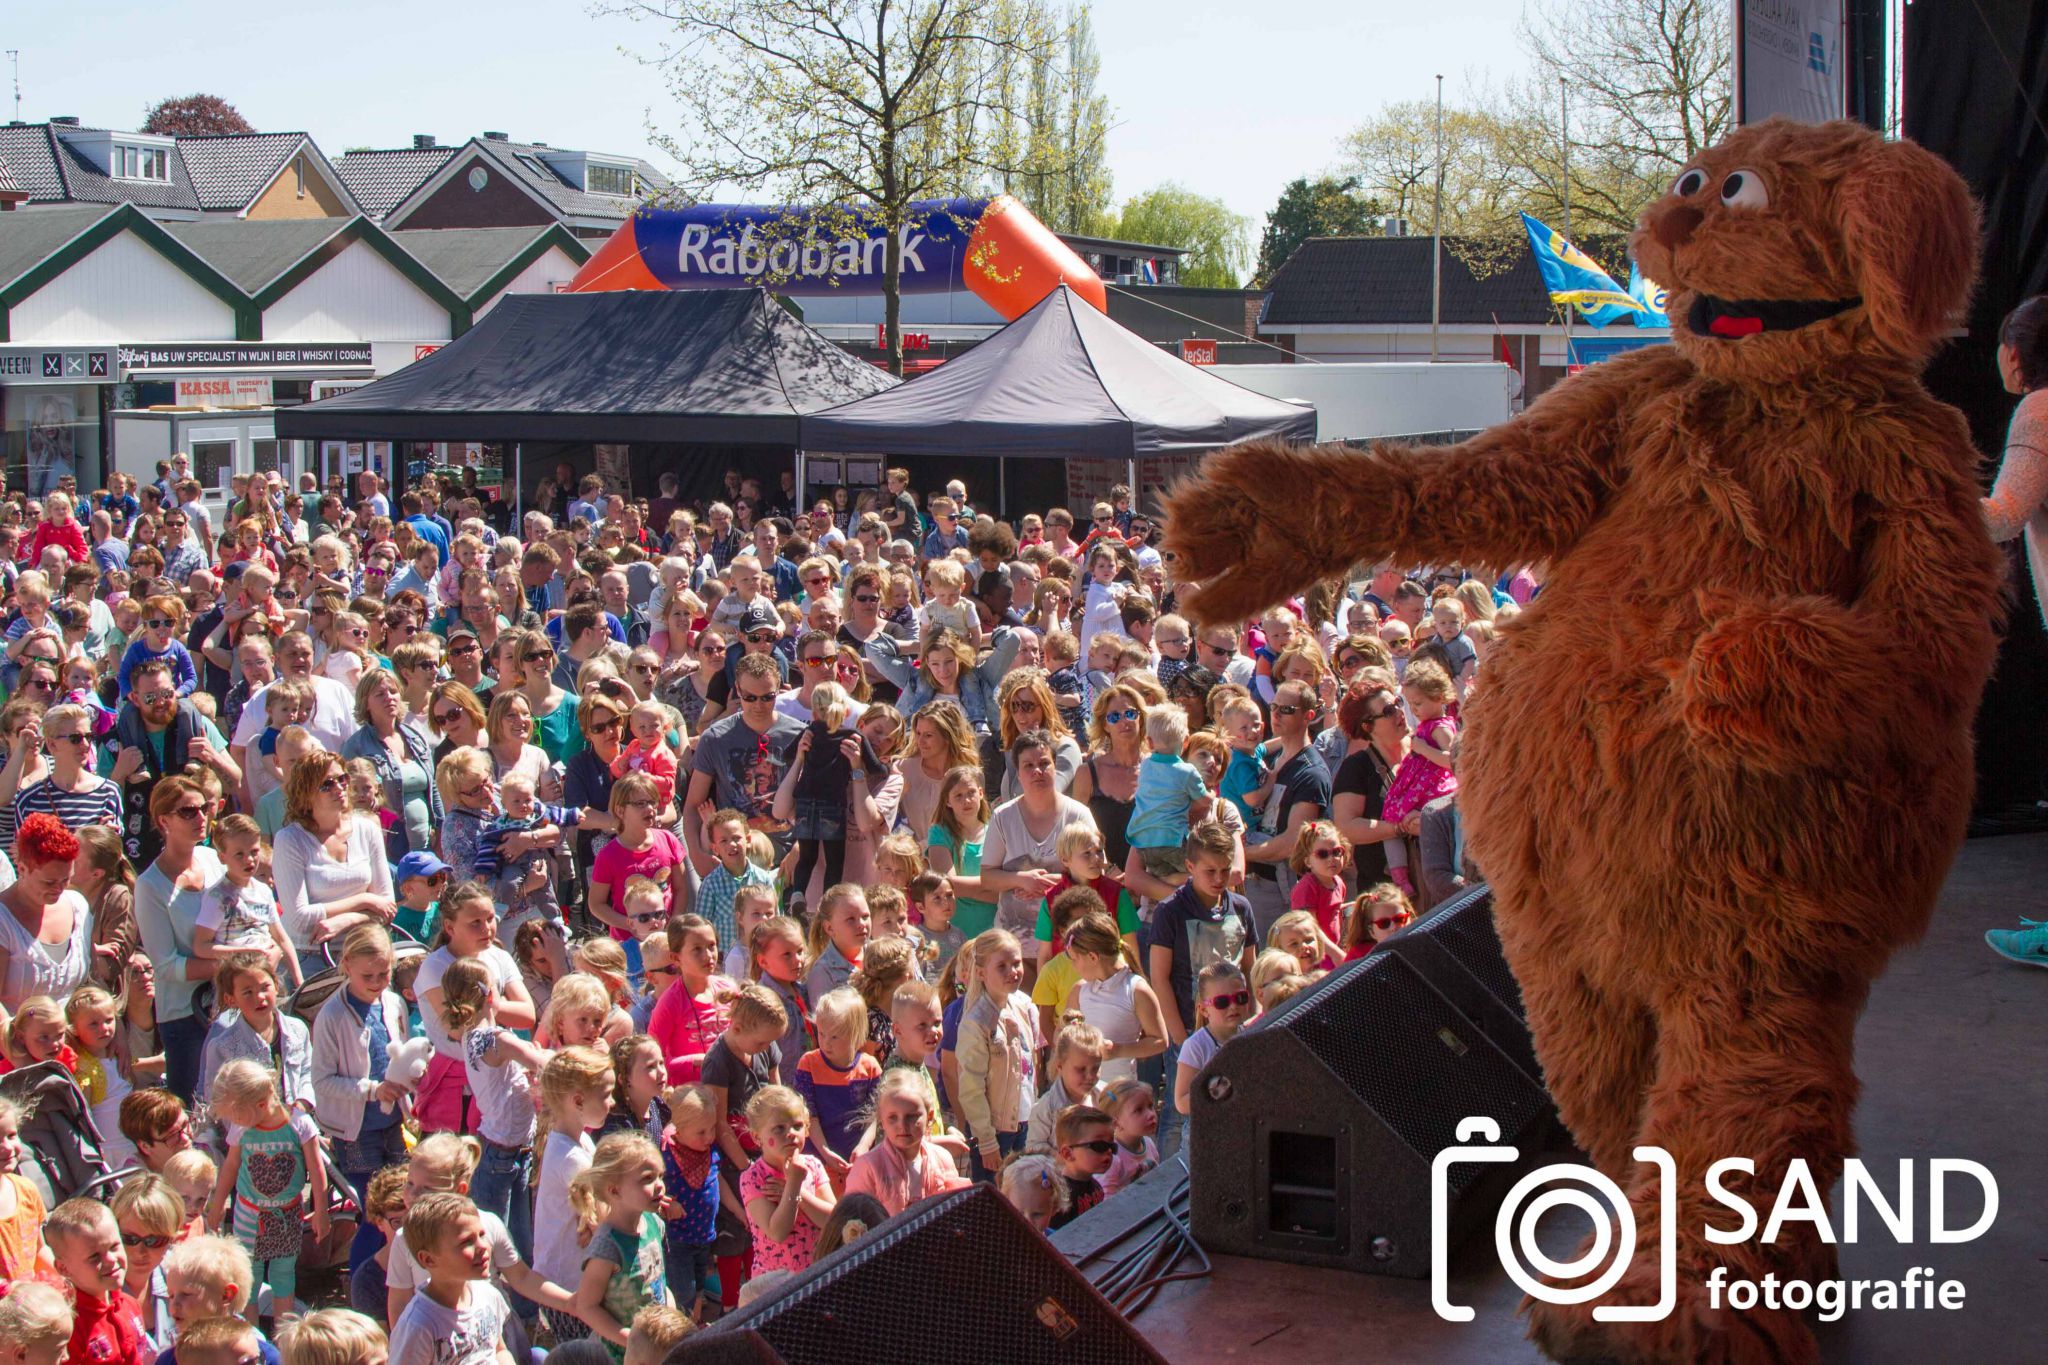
[1687,293,1862,339]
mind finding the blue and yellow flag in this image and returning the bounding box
[1520,212,1639,327]
[1628,260,1671,327]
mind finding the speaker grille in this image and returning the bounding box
[1286,954,1546,1195]
[1414,891,1524,1015]
[716,1185,1160,1364]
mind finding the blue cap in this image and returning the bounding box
[394,851,451,883]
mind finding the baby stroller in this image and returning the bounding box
[0,1062,132,1209]
[287,923,430,1028]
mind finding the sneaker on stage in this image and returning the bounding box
[1985,919,2048,967]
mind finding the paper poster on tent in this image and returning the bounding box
[594,444,631,497]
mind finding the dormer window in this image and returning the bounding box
[586,163,636,197]
[111,143,169,181]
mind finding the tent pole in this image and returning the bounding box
[1125,456,1137,507]
[999,457,1006,520]
[795,449,807,510]
[514,443,523,523]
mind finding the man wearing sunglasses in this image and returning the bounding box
[1239,679,1333,942]
[683,652,803,866]
[108,657,241,867]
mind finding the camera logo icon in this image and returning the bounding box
[1431,1117,1677,1323]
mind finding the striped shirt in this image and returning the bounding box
[9,775,121,849]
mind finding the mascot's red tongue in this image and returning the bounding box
[1709,313,1765,338]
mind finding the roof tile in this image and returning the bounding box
[1261,232,1637,328]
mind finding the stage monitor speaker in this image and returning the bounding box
[1188,938,1553,1278]
[1376,883,1542,1084]
[684,1184,1165,1364]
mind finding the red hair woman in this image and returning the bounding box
[0,811,91,1014]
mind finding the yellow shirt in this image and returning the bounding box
[1032,951,1081,1018]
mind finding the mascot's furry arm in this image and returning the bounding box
[1162,345,1688,626]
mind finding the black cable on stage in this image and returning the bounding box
[1065,1154,1211,1318]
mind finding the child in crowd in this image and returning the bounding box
[392,851,450,947]
[192,815,300,990]
[802,884,871,1010]
[1123,706,1211,902]
[871,834,925,898]
[1343,883,1417,961]
[1378,657,1459,896]
[1097,1077,1161,1197]
[926,765,996,941]
[352,1165,410,1323]
[691,806,777,961]
[0,1097,50,1289]
[516,918,570,1023]
[779,683,886,901]
[384,1132,565,1333]
[438,959,544,1264]
[347,757,403,859]
[1026,1016,1109,1153]
[1144,822,1252,1153]
[848,935,915,1062]
[611,700,681,810]
[843,1068,970,1217]
[722,885,778,983]
[415,883,535,1136]
[0,994,73,1076]
[700,984,789,1310]
[158,1234,270,1363]
[389,1193,516,1365]
[997,1154,1068,1233]
[1285,819,1350,965]
[1218,695,1274,826]
[1173,961,1253,1126]
[311,924,411,1280]
[0,1280,72,1365]
[109,1174,179,1347]
[739,1086,837,1276]
[480,772,575,939]
[1042,632,1086,735]
[66,986,136,1167]
[880,980,967,1165]
[204,1059,328,1319]
[920,559,980,649]
[1048,1105,1115,1230]
[275,1308,388,1365]
[792,988,882,1183]
[663,1084,746,1324]
[625,1305,693,1365]
[117,594,196,698]
[746,917,810,1088]
[1152,613,1192,688]
[196,953,312,1124]
[531,1046,616,1341]
[163,1149,217,1242]
[172,1312,269,1365]
[254,681,313,798]
[1267,912,1328,980]
[568,1134,671,1359]
[954,929,1040,1182]
[1034,827,1141,973]
[601,1035,670,1151]
[1250,948,1301,1001]
[866,887,922,978]
[1060,911,1166,1088]
[1031,886,1100,1045]
[908,872,965,981]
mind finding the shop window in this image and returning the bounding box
[5,383,106,497]
[252,439,283,479]
[193,439,235,493]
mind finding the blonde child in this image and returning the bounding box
[791,988,882,1182]
[1031,885,1099,1047]
[954,928,1040,1182]
[907,872,964,982]
[920,558,979,651]
[843,1068,970,1217]
[384,1131,566,1331]
[688,806,776,961]
[1123,705,1212,903]
[699,983,789,1310]
[0,1097,52,1291]
[541,972,632,1052]
[1096,1077,1160,1197]
[1286,821,1350,964]
[739,1086,837,1274]
[1378,658,1458,896]
[1033,826,1141,972]
[611,699,681,808]
[204,1059,328,1318]
[721,884,778,982]
[775,683,885,905]
[1217,694,1274,826]
[848,935,915,1063]
[746,916,810,1087]
[872,832,925,897]
[276,1308,388,1365]
[625,1304,692,1365]
[662,1083,747,1321]
[802,884,871,1010]
[311,924,411,1280]
[110,1174,181,1347]
[156,1234,255,1356]
[0,994,71,1075]
[997,1152,1068,1233]
[568,1133,671,1357]
[1250,948,1302,1002]
[415,882,536,1136]
[1025,1015,1109,1153]
[1268,909,1329,979]
[346,756,401,851]
[1259,972,1314,1012]
[879,980,967,1163]
[1173,961,1252,1124]
[389,1193,516,1365]
[573,939,637,1018]
[1344,882,1417,961]
[67,984,138,1166]
[866,886,922,978]
[0,1280,72,1365]
[192,815,300,990]
[1059,911,1166,1087]
[437,957,547,1269]
[162,1149,217,1242]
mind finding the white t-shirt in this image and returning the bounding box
[416,945,522,1060]
[389,1279,510,1365]
[530,1129,595,1288]
[387,1208,521,1296]
[231,672,360,766]
[194,876,282,952]
[463,1023,537,1147]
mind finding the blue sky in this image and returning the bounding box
[4,0,1532,225]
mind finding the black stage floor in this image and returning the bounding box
[1053,833,2048,1363]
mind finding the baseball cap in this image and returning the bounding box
[395,851,451,884]
[740,602,780,635]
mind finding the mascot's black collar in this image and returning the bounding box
[1688,293,1863,338]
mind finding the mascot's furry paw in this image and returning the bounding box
[1675,592,1860,772]
[1523,1248,1819,1365]
[1162,439,1361,624]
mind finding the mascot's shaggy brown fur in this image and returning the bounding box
[1164,119,2002,1363]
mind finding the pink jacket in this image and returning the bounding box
[844,1138,970,1216]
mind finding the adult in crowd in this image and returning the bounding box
[272,750,396,967]
[1068,681,1148,874]
[0,813,91,1015]
[562,686,629,874]
[863,626,1020,735]
[509,627,583,764]
[982,670,1081,800]
[901,700,979,840]
[1330,669,1411,893]
[341,668,442,858]
[684,652,803,859]
[1240,678,1333,941]
[110,657,240,870]
[485,689,551,794]
[133,773,223,1101]
[979,729,1100,942]
[13,701,121,835]
[229,629,357,792]
[429,680,488,767]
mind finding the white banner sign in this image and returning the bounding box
[1738,0,1845,125]
[175,375,273,408]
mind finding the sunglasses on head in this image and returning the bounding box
[1208,989,1252,1011]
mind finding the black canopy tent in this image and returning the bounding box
[799,284,1317,498]
[274,288,896,506]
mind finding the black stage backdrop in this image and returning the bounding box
[1908,0,2048,815]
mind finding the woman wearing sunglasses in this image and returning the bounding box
[132,774,223,1102]
[272,752,396,977]
[1067,682,1147,876]
[12,701,120,849]
[340,670,442,860]
[1329,668,1415,897]
[506,627,583,765]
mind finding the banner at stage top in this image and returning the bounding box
[1521,212,1647,329]
[567,193,1107,321]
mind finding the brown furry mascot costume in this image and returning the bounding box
[1163,118,2001,1363]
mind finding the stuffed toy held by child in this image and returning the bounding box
[1163,117,2002,1364]
[383,1035,434,1112]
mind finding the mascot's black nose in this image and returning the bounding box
[1653,204,1704,251]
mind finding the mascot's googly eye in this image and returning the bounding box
[1672,168,1707,197]
[1719,169,1769,210]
